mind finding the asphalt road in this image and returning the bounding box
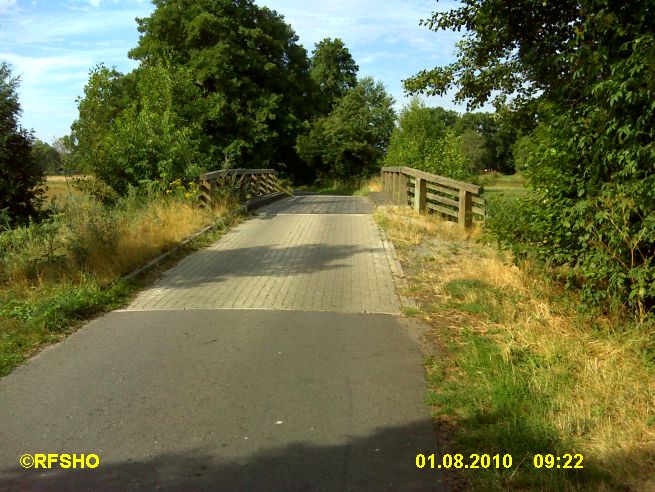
[0,196,444,491]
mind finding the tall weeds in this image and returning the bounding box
[0,183,240,376]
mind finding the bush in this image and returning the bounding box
[384,99,473,181]
[68,64,207,195]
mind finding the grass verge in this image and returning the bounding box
[376,206,655,491]
[1,187,244,377]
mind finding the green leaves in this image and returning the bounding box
[0,63,44,225]
[70,0,317,186]
[68,63,207,194]
[309,38,359,115]
[297,77,395,181]
[383,98,518,179]
[414,1,655,316]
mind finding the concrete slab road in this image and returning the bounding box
[0,196,445,491]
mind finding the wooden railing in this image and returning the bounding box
[199,168,285,208]
[380,166,485,228]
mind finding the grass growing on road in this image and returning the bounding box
[0,184,243,377]
[376,207,655,491]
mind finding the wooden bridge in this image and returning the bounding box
[199,166,485,228]
[379,166,485,228]
[199,168,288,210]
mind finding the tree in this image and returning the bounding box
[51,137,71,172]
[297,77,395,181]
[309,38,359,115]
[384,98,457,167]
[403,0,584,109]
[456,110,519,173]
[67,65,131,179]
[32,139,62,174]
[407,1,655,314]
[384,98,471,180]
[128,0,313,178]
[0,63,43,225]
[459,129,488,175]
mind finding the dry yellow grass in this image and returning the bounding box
[43,176,86,204]
[3,189,237,288]
[1,188,240,378]
[366,176,382,193]
[86,199,221,281]
[377,206,655,491]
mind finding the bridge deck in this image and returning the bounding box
[126,195,399,314]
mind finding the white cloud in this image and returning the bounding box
[0,1,152,138]
[0,9,145,46]
[258,0,467,113]
[261,0,462,51]
[0,0,17,14]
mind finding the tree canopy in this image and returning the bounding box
[309,38,359,115]
[128,0,312,171]
[0,63,43,226]
[384,98,472,180]
[68,63,207,194]
[69,0,319,191]
[32,139,62,175]
[297,77,395,181]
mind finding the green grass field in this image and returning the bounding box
[478,172,529,200]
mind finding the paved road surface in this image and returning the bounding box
[126,196,399,314]
[0,196,444,491]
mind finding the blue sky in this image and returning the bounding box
[0,0,469,142]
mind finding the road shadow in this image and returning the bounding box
[157,243,381,290]
[259,196,373,215]
[0,421,446,491]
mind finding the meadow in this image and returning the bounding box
[0,177,242,376]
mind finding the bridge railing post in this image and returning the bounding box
[399,173,408,205]
[392,172,399,203]
[414,177,427,212]
[381,166,484,228]
[200,176,212,208]
[458,189,473,229]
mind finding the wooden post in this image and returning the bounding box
[383,172,391,200]
[251,174,260,197]
[252,174,260,196]
[382,172,391,201]
[458,189,473,228]
[399,173,408,205]
[392,172,400,204]
[258,174,267,195]
[200,178,212,208]
[264,173,274,194]
[414,177,427,213]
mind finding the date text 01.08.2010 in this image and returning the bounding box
[416,454,513,470]
[416,453,585,470]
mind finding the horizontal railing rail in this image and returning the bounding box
[380,166,485,228]
[199,168,285,208]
